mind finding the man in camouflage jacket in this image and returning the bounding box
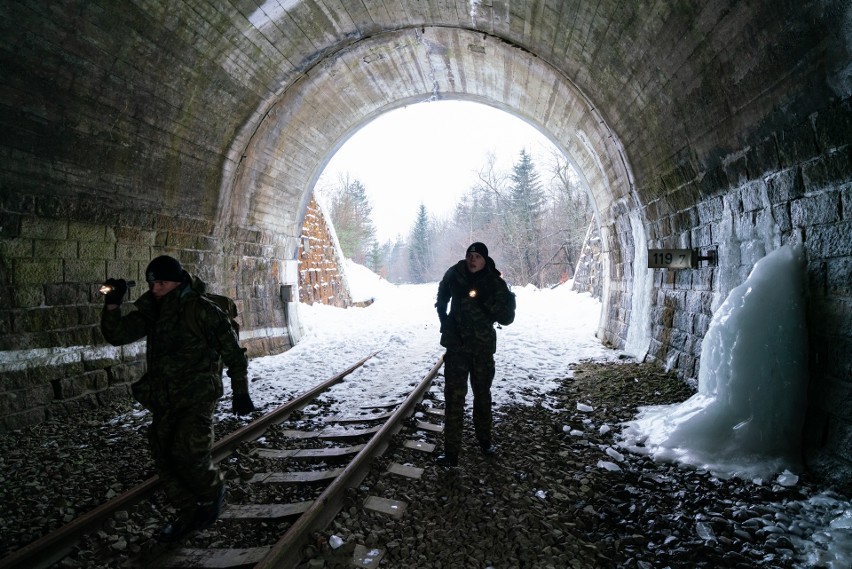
[101,255,255,542]
[435,242,514,467]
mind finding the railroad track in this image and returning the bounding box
[0,352,447,569]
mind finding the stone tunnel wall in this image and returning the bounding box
[297,195,352,308]
[599,98,852,490]
[570,221,603,301]
[0,210,293,431]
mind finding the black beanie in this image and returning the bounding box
[466,242,489,258]
[145,255,184,283]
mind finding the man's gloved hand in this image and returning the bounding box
[438,313,448,333]
[232,393,256,415]
[103,278,128,306]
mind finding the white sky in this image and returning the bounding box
[221,258,851,565]
[315,100,558,242]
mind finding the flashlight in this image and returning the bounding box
[468,289,477,298]
[99,280,136,295]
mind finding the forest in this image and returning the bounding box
[317,149,594,288]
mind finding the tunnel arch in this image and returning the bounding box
[218,26,636,339]
[0,1,849,490]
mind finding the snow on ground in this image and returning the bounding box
[240,260,618,418]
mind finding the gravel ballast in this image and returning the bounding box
[0,361,848,568]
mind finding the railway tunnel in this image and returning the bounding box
[0,0,849,495]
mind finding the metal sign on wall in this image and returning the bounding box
[648,249,696,269]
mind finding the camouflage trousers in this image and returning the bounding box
[442,349,495,457]
[148,401,224,514]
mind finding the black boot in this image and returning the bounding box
[436,453,459,467]
[194,482,226,530]
[158,483,226,543]
[158,513,194,543]
[480,441,497,456]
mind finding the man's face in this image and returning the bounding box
[466,252,486,273]
[149,280,181,300]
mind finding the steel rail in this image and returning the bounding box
[254,354,444,569]
[0,350,380,569]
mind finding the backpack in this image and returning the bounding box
[496,285,516,327]
[203,293,240,338]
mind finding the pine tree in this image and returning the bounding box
[508,149,546,286]
[326,175,376,264]
[408,204,433,283]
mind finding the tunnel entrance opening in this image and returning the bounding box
[308,100,598,294]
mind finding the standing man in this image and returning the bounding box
[101,255,255,542]
[435,242,515,467]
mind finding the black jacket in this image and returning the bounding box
[436,259,514,354]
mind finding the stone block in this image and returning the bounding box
[810,298,852,337]
[14,259,62,285]
[697,165,730,199]
[777,120,819,168]
[0,384,53,415]
[746,135,780,178]
[19,217,68,240]
[47,393,100,419]
[13,285,44,308]
[97,384,133,404]
[106,260,140,282]
[0,406,47,432]
[791,191,841,227]
[826,258,852,296]
[55,370,109,399]
[825,420,852,463]
[115,243,152,261]
[0,237,33,259]
[812,100,852,152]
[809,221,852,259]
[772,203,792,234]
[842,182,852,221]
[13,305,81,333]
[78,240,116,260]
[34,239,78,259]
[115,226,156,245]
[696,195,724,225]
[81,343,123,371]
[164,232,196,249]
[28,358,85,383]
[802,150,852,192]
[806,260,827,296]
[44,283,89,305]
[0,212,21,238]
[766,167,804,204]
[0,310,10,335]
[816,378,852,422]
[63,258,105,284]
[68,221,108,242]
[740,180,766,212]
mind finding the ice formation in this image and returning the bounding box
[622,244,809,480]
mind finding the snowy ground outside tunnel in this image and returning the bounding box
[241,261,619,415]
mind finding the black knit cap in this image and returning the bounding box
[466,242,488,258]
[145,255,184,283]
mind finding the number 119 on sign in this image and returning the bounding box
[647,249,695,269]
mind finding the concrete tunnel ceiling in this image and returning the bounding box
[220,26,632,249]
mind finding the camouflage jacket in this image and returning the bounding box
[101,274,248,410]
[436,260,514,354]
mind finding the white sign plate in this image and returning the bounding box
[648,249,695,269]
